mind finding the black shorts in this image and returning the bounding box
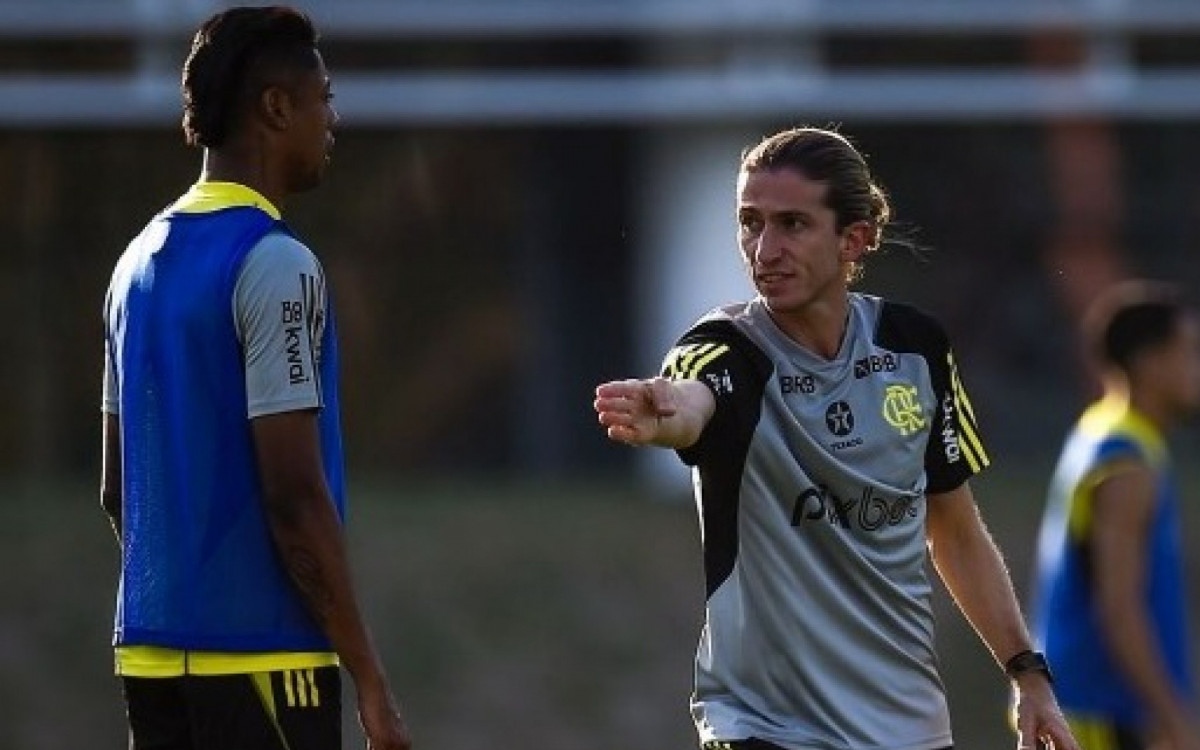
[122,667,341,750]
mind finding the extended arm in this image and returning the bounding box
[926,483,1077,750]
[1090,466,1200,750]
[100,411,122,541]
[252,410,411,750]
[594,377,715,449]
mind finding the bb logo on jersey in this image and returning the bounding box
[853,353,898,379]
[881,383,925,436]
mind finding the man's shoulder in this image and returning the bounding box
[240,231,319,276]
[863,294,949,356]
[250,229,313,257]
[678,301,759,346]
[666,301,774,383]
[1079,401,1169,469]
[695,299,752,322]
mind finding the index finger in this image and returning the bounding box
[595,379,643,399]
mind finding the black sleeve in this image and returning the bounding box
[659,319,772,467]
[876,302,990,493]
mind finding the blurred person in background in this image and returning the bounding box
[593,126,1077,750]
[100,6,410,749]
[1032,281,1200,750]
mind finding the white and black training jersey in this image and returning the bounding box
[662,293,988,750]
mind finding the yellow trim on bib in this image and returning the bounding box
[170,181,282,219]
[1066,396,1167,540]
[115,645,337,677]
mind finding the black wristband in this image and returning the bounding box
[1004,649,1054,684]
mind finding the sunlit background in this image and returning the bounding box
[2,1,1199,748]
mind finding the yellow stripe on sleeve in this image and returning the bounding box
[686,344,730,380]
[949,363,979,424]
[957,416,989,471]
[663,343,729,381]
[947,353,990,471]
[661,345,691,379]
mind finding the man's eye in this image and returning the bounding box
[739,216,763,233]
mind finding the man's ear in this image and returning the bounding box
[259,85,293,131]
[839,220,871,263]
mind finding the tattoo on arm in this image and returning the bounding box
[285,544,335,625]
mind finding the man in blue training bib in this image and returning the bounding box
[1034,281,1200,750]
[100,6,411,749]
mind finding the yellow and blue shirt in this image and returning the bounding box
[1032,397,1193,726]
[103,182,340,676]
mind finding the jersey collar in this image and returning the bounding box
[170,181,282,220]
[1082,394,1167,465]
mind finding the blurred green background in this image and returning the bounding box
[7,468,1200,749]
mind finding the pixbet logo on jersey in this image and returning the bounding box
[791,483,920,532]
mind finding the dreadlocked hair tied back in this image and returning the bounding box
[181,5,319,148]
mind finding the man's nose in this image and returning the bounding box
[753,227,783,264]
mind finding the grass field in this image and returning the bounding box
[3,469,1193,749]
